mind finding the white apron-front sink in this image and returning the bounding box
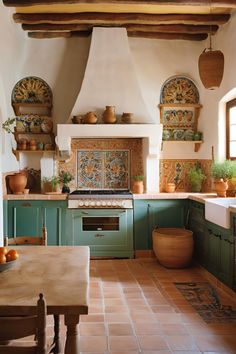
[205,197,236,229]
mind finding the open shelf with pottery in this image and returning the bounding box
[161,140,203,152]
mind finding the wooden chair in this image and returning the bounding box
[5,227,60,354]
[0,293,54,354]
[6,225,47,246]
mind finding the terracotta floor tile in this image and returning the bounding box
[165,335,199,351]
[108,323,134,336]
[80,336,108,352]
[105,313,131,323]
[154,313,183,324]
[129,306,152,314]
[161,323,188,335]
[104,298,125,306]
[79,323,106,336]
[80,314,105,323]
[134,323,162,335]
[137,335,168,351]
[150,305,176,313]
[142,351,171,354]
[130,312,158,322]
[194,335,236,353]
[125,298,147,306]
[105,305,128,313]
[109,336,139,351]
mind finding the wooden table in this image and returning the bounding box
[0,246,90,354]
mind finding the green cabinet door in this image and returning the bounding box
[42,201,67,245]
[3,200,8,237]
[133,199,188,250]
[7,200,67,245]
[188,200,208,267]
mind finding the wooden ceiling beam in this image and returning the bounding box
[22,23,219,34]
[3,0,236,8]
[13,12,231,25]
[27,29,208,40]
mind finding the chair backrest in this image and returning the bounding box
[0,293,47,354]
[6,226,47,246]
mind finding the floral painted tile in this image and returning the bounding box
[104,151,129,189]
[77,151,103,189]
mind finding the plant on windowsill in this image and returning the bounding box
[211,160,236,197]
[59,171,74,194]
[187,162,206,193]
[132,175,144,194]
[42,176,61,194]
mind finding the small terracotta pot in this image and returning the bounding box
[9,173,27,195]
[132,181,144,194]
[84,112,97,124]
[214,179,228,197]
[102,106,116,124]
[165,183,176,193]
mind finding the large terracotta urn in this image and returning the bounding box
[102,106,116,124]
[214,179,228,197]
[9,172,27,194]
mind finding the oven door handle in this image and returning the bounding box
[94,233,105,238]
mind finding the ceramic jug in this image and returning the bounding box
[9,172,27,195]
[102,106,116,124]
[84,112,98,124]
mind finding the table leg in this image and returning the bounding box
[64,314,80,354]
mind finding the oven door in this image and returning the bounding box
[66,209,133,258]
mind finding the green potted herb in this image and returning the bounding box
[187,163,206,192]
[59,171,74,193]
[211,160,236,197]
[132,175,144,194]
[42,176,61,194]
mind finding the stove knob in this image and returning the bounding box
[79,201,84,207]
[84,201,89,207]
[96,201,101,206]
[102,201,106,206]
[121,201,126,208]
[112,201,117,206]
[91,201,95,206]
[107,201,112,206]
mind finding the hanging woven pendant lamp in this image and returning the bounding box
[198,1,224,90]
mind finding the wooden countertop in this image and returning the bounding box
[4,193,67,200]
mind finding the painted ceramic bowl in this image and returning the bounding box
[0,259,17,272]
[173,129,185,140]
[184,129,194,141]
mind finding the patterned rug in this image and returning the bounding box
[174,282,236,323]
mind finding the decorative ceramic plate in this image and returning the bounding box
[11,76,52,104]
[160,76,199,104]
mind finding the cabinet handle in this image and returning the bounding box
[21,203,32,207]
[94,233,105,238]
[81,211,88,215]
[223,238,235,245]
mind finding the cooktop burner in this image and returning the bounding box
[70,190,132,196]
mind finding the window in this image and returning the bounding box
[226,98,236,159]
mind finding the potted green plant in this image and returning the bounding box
[42,176,61,194]
[211,160,236,197]
[59,171,74,193]
[187,163,206,192]
[132,175,144,194]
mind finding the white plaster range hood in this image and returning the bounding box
[56,27,163,192]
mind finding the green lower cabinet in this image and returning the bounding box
[133,199,188,250]
[7,200,67,245]
[3,200,8,237]
[65,209,133,258]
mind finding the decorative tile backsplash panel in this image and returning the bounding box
[160,159,212,192]
[57,138,143,190]
[77,150,129,189]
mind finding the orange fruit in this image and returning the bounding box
[0,253,6,264]
[6,249,19,262]
[0,247,7,255]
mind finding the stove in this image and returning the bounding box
[68,190,133,209]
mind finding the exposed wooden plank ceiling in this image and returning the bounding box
[3,0,235,41]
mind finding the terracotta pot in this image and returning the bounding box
[132,181,144,194]
[102,106,116,124]
[84,112,97,124]
[165,183,176,193]
[121,112,133,124]
[9,173,27,195]
[152,228,193,269]
[214,179,228,197]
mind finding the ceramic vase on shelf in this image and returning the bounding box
[9,172,27,194]
[214,179,228,197]
[102,105,116,124]
[84,112,97,124]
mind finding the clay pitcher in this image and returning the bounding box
[84,112,97,124]
[9,172,27,194]
[214,179,228,197]
[102,106,116,124]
